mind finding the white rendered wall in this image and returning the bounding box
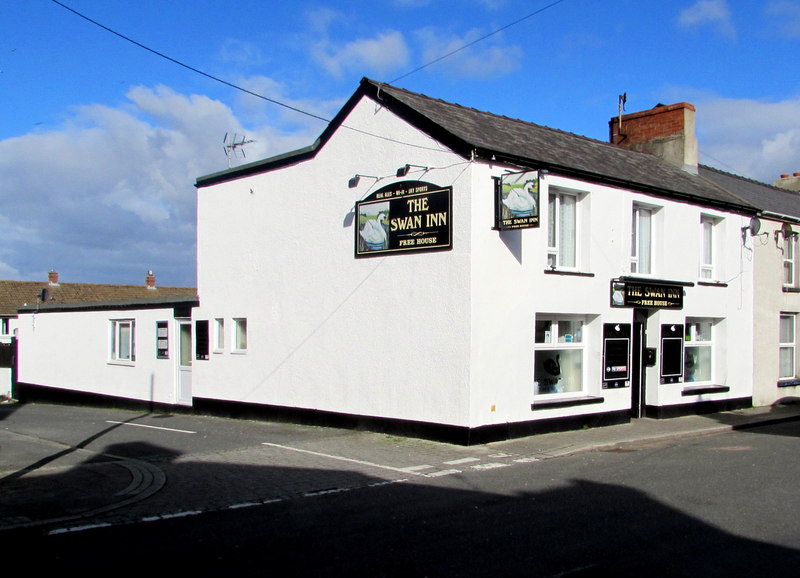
[752,218,800,406]
[17,308,185,405]
[194,96,475,426]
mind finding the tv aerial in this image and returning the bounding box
[223,132,255,168]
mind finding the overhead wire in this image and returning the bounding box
[50,0,569,137]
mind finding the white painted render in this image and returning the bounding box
[16,308,188,405]
[752,218,800,406]
[193,93,755,429]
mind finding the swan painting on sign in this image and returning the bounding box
[498,170,540,230]
[358,202,389,252]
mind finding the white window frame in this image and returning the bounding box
[214,318,225,353]
[684,318,714,383]
[700,215,719,281]
[779,313,796,380]
[110,319,135,364]
[232,317,248,353]
[547,190,580,270]
[534,316,586,397]
[783,233,799,289]
[631,203,655,275]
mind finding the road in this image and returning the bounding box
[1,402,799,575]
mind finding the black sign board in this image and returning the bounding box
[156,321,169,359]
[603,323,631,389]
[660,324,684,384]
[355,181,452,258]
[610,280,684,309]
[495,170,540,230]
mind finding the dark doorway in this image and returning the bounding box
[631,309,650,418]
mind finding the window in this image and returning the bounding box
[1,318,9,335]
[631,204,654,274]
[684,319,713,382]
[214,318,225,352]
[534,317,584,395]
[195,320,210,360]
[547,192,578,269]
[700,215,719,280]
[783,233,798,288]
[110,319,135,363]
[233,318,248,352]
[779,314,796,380]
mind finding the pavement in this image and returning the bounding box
[2,400,800,534]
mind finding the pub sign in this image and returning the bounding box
[355,181,452,258]
[495,170,540,230]
[610,279,684,309]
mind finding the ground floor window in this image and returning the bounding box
[779,313,796,380]
[684,318,713,382]
[214,318,225,352]
[534,317,584,395]
[110,319,135,363]
[233,317,248,352]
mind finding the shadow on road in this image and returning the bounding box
[2,432,800,576]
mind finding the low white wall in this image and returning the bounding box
[17,308,184,405]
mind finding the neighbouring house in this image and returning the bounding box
[14,79,800,443]
[698,169,800,407]
[13,271,197,405]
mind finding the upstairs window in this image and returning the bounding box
[214,318,225,352]
[233,318,248,352]
[700,215,719,280]
[547,192,578,269]
[631,204,654,275]
[783,232,798,288]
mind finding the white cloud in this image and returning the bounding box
[0,84,308,285]
[694,95,800,182]
[313,30,411,78]
[766,1,800,37]
[414,27,522,79]
[678,0,737,38]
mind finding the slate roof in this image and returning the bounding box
[0,280,197,316]
[197,78,760,215]
[698,165,800,221]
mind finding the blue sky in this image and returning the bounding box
[2,0,799,286]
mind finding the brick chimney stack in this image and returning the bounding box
[774,173,800,192]
[48,270,59,286]
[610,102,699,174]
[146,270,156,289]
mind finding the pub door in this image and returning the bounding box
[631,308,650,418]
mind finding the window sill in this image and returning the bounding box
[698,281,728,288]
[231,350,248,355]
[108,360,135,367]
[778,378,800,387]
[782,287,800,293]
[531,396,604,410]
[543,269,595,278]
[681,384,729,396]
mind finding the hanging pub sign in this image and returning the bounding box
[610,279,684,309]
[355,181,452,258]
[495,170,540,230]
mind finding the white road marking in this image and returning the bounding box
[262,442,427,476]
[443,457,480,465]
[105,421,196,434]
[471,462,511,471]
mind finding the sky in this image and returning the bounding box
[2,0,799,287]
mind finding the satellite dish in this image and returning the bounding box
[749,216,761,235]
[782,222,793,238]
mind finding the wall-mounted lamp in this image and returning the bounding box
[348,174,379,188]
[539,169,549,178]
[396,164,428,177]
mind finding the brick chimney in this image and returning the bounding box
[146,270,156,290]
[48,270,59,286]
[774,172,800,192]
[610,102,698,174]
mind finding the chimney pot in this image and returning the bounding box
[146,270,156,289]
[48,270,59,286]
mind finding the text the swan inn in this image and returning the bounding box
[355,181,452,258]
